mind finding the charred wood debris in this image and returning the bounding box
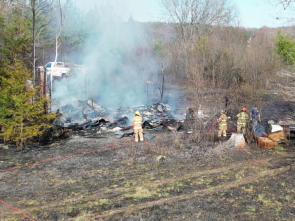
[51,101,186,140]
[43,100,295,143]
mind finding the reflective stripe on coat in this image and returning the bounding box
[132,116,143,130]
[237,112,249,126]
[218,113,227,127]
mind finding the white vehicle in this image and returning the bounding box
[45,62,71,78]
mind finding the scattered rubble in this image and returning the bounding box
[54,101,185,139]
[262,101,295,126]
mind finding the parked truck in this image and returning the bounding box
[45,62,71,78]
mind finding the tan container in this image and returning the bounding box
[268,131,288,144]
[257,137,278,149]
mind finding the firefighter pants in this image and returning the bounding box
[134,128,144,142]
[237,124,246,134]
[218,126,227,137]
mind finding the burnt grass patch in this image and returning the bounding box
[134,169,295,221]
[0,133,295,220]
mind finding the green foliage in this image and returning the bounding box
[194,36,209,55]
[275,145,284,151]
[153,40,164,57]
[0,9,32,65]
[275,31,295,65]
[0,60,56,149]
[125,186,154,199]
[0,5,58,149]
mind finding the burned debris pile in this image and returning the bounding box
[55,101,184,138]
[262,101,295,125]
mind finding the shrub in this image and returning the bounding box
[276,31,295,65]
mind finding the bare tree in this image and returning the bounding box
[0,1,53,80]
[161,0,236,110]
[12,0,54,85]
[30,0,54,85]
[54,0,63,63]
[277,0,294,9]
[49,0,63,105]
[161,0,235,41]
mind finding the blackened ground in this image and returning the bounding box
[262,100,295,123]
[0,131,294,221]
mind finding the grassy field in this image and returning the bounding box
[0,133,294,220]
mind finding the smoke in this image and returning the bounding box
[52,0,161,111]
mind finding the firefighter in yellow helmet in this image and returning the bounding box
[237,107,249,134]
[132,111,144,142]
[218,110,227,138]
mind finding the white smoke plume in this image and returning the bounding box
[52,0,161,112]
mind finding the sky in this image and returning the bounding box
[119,0,295,28]
[234,0,295,27]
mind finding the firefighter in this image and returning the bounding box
[132,110,144,142]
[237,107,249,134]
[218,110,228,138]
[250,106,261,127]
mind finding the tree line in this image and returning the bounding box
[158,0,295,113]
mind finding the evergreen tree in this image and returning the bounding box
[0,8,32,66]
[0,7,57,150]
[0,60,56,149]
